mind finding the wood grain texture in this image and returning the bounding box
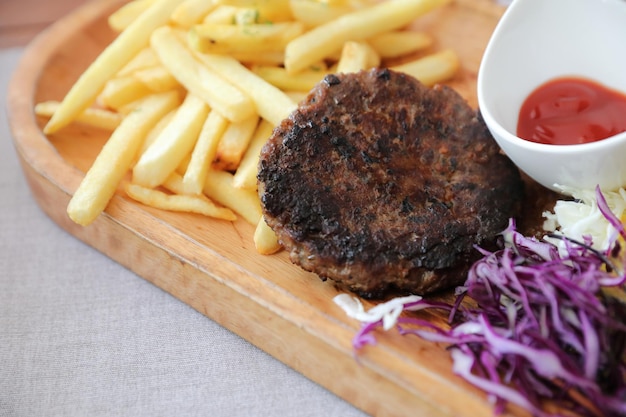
[6,1,531,416]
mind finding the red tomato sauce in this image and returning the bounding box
[517,77,626,145]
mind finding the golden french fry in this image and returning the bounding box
[161,171,187,194]
[188,22,304,54]
[150,26,255,122]
[391,49,460,86]
[213,114,259,171]
[171,0,217,28]
[133,66,181,92]
[215,0,293,22]
[288,0,354,27]
[125,183,237,220]
[229,51,285,66]
[191,52,296,126]
[67,91,181,226]
[203,170,263,225]
[35,101,122,131]
[108,0,158,32]
[140,108,176,154]
[252,65,328,92]
[176,153,192,176]
[45,0,186,134]
[133,94,209,188]
[202,5,240,23]
[284,91,308,103]
[336,41,380,73]
[98,76,153,110]
[114,84,187,116]
[284,0,451,74]
[116,47,161,77]
[233,119,274,189]
[367,31,433,59]
[203,5,264,25]
[182,111,229,194]
[254,217,282,254]
[233,7,262,24]
[202,5,261,24]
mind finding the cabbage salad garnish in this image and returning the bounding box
[334,187,626,417]
[543,185,626,252]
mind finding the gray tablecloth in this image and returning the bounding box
[0,46,367,417]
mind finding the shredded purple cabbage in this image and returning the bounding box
[349,187,626,417]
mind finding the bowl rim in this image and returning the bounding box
[477,0,626,156]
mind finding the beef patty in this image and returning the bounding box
[257,68,524,298]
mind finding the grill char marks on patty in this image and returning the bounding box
[257,68,524,298]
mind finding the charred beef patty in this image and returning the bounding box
[257,68,524,298]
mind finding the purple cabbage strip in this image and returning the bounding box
[350,187,626,417]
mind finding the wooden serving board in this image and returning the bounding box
[7,1,532,416]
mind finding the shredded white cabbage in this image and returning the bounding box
[333,293,421,330]
[542,185,626,250]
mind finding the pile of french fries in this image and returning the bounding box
[37,0,459,255]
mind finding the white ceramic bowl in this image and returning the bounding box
[477,0,626,192]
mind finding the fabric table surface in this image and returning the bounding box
[0,46,367,417]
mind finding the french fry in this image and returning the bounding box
[288,0,354,27]
[132,94,209,188]
[230,51,285,66]
[367,31,433,59]
[125,183,237,220]
[150,25,255,122]
[161,171,188,194]
[203,5,264,25]
[182,111,229,194]
[67,90,181,226]
[191,52,296,125]
[98,76,153,110]
[116,47,161,77]
[202,5,240,23]
[171,0,217,28]
[140,108,177,154]
[233,119,274,189]
[45,0,186,134]
[34,101,122,131]
[203,170,263,225]
[336,41,380,73]
[176,153,192,176]
[285,91,308,103]
[108,0,158,32]
[216,0,294,22]
[114,88,180,116]
[213,114,259,171]
[252,65,328,92]
[133,66,181,92]
[254,217,281,254]
[391,49,459,86]
[188,22,304,54]
[233,7,262,24]
[284,0,451,74]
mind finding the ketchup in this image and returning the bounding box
[517,77,626,145]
